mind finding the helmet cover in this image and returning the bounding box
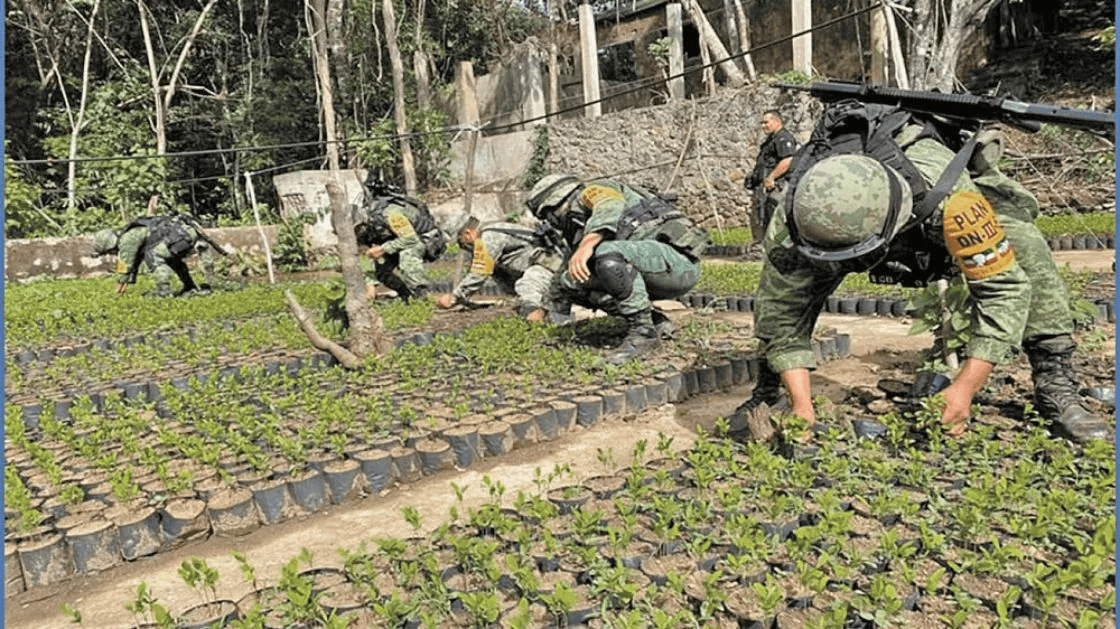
[792,154,913,250]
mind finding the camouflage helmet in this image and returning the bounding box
[791,154,913,250]
[526,174,581,219]
[92,229,119,255]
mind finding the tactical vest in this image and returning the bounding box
[783,100,963,287]
[358,193,446,261]
[126,214,198,258]
[614,190,709,261]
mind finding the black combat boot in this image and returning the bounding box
[651,310,675,339]
[379,275,414,302]
[728,359,783,433]
[1024,335,1113,444]
[606,312,661,364]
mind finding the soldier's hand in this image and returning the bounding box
[116,283,127,294]
[525,308,546,323]
[938,383,973,437]
[569,244,594,283]
[436,294,455,309]
[366,246,384,260]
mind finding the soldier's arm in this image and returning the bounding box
[579,182,629,236]
[452,236,497,304]
[380,209,422,255]
[116,231,143,285]
[942,191,1031,366]
[766,157,793,187]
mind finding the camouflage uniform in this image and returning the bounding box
[355,199,431,300]
[551,180,702,313]
[537,177,707,363]
[110,217,206,296]
[749,121,1110,442]
[452,222,560,312]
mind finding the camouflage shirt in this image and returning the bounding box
[115,226,151,284]
[355,199,423,255]
[758,125,1032,372]
[453,222,555,303]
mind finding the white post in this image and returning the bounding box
[244,171,276,285]
[578,2,602,118]
[666,3,685,100]
[791,0,812,76]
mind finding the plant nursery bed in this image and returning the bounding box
[3,275,1114,628]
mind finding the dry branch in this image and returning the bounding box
[284,289,362,369]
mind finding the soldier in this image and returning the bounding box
[733,101,1112,444]
[92,214,212,297]
[527,174,709,364]
[746,109,799,244]
[353,178,446,302]
[436,216,563,321]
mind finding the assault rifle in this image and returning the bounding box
[177,213,231,257]
[778,81,1115,135]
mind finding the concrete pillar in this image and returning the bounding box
[523,46,547,127]
[870,6,887,83]
[578,2,602,118]
[666,3,685,101]
[456,61,480,128]
[791,0,812,76]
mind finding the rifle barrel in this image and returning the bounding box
[778,82,1115,133]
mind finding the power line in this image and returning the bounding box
[9,4,876,168]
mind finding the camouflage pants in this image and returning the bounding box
[510,265,553,310]
[144,242,208,292]
[975,171,1073,339]
[556,240,700,315]
[374,244,428,294]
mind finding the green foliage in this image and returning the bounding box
[708,226,754,245]
[1034,211,1115,236]
[1092,26,1116,50]
[274,213,319,272]
[521,125,550,189]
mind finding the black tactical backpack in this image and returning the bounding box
[126,214,198,258]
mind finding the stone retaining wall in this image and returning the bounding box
[4,226,279,282]
[544,84,822,229]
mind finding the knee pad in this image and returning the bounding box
[594,252,638,301]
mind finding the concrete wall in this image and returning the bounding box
[446,130,537,189]
[273,170,368,253]
[5,226,279,282]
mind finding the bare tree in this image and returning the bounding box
[681,0,745,86]
[383,0,418,193]
[136,0,219,155]
[290,0,390,366]
[62,0,102,211]
[904,0,1002,90]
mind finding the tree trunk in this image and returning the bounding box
[906,0,1001,90]
[136,0,166,154]
[327,177,389,359]
[296,0,389,364]
[730,0,757,82]
[681,0,745,86]
[66,0,102,211]
[309,0,340,170]
[383,0,418,193]
[137,0,218,155]
[412,0,431,110]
